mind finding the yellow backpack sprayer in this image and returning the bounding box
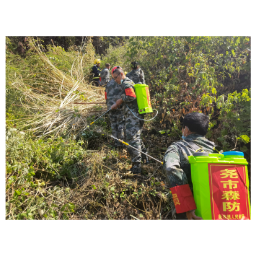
[134,84,153,114]
[188,151,250,220]
[81,83,157,130]
[127,83,158,121]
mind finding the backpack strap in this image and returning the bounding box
[186,140,219,153]
[187,141,204,152]
[173,140,203,153]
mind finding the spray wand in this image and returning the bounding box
[80,108,163,165]
[109,135,163,165]
[81,108,112,133]
[89,108,112,126]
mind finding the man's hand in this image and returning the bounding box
[111,98,123,110]
[111,103,118,110]
[186,210,203,220]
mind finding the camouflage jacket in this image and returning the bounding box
[100,68,110,86]
[163,134,216,191]
[120,77,139,113]
[105,79,123,112]
[126,68,145,84]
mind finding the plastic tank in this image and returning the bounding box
[188,151,250,220]
[134,84,153,114]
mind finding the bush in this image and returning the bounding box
[125,36,251,148]
[6,128,87,219]
[100,43,130,72]
[213,89,251,152]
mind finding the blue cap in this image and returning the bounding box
[222,151,244,157]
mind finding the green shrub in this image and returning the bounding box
[124,36,251,145]
[6,128,86,180]
[213,89,251,152]
[100,43,130,72]
[6,128,86,219]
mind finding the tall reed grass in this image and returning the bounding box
[9,37,106,137]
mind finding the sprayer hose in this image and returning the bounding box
[126,106,158,122]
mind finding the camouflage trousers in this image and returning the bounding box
[125,107,145,163]
[109,110,125,147]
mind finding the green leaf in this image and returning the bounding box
[68,203,75,212]
[15,190,21,196]
[238,135,250,143]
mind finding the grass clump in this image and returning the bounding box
[6,128,87,220]
[6,37,106,137]
[66,145,173,220]
[6,127,174,220]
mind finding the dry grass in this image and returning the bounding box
[65,145,174,220]
[6,38,175,220]
[6,130,174,220]
[10,37,107,137]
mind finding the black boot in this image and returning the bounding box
[130,162,141,174]
[141,148,149,164]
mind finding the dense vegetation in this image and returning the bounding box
[6,36,251,220]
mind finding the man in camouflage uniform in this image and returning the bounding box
[126,61,145,84]
[111,68,146,174]
[105,66,125,147]
[163,112,217,220]
[100,63,111,87]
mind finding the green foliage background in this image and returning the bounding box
[97,36,251,156]
[6,36,251,220]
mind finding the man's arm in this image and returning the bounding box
[111,81,136,110]
[92,66,97,75]
[101,69,107,78]
[103,70,110,84]
[126,71,132,80]
[97,67,101,77]
[163,145,188,187]
[106,70,110,83]
[120,81,136,103]
[100,69,107,85]
[163,145,202,219]
[140,70,145,84]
